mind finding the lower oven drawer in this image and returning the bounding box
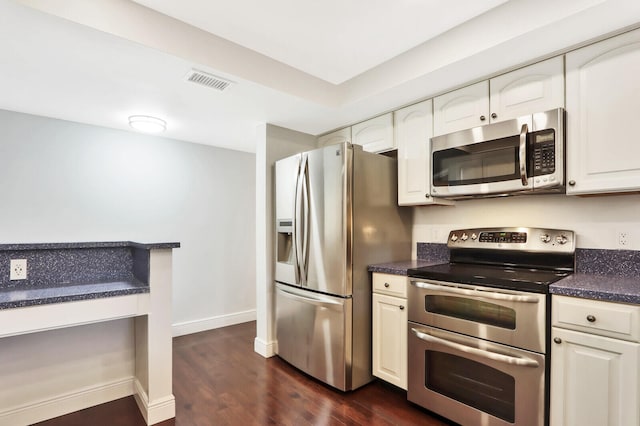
[408,322,546,426]
[409,280,548,353]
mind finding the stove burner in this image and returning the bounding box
[408,262,571,294]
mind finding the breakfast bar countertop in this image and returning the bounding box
[0,279,149,310]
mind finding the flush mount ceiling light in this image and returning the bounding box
[128,115,167,133]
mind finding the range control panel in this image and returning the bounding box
[447,227,575,253]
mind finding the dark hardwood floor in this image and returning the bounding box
[36,321,454,425]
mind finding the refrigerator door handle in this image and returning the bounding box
[277,285,343,310]
[293,156,304,284]
[301,155,310,285]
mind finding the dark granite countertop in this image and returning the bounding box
[372,246,640,304]
[550,273,640,305]
[0,241,180,251]
[368,259,447,275]
[0,279,150,310]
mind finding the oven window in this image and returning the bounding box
[426,351,515,423]
[425,295,516,329]
[432,135,520,186]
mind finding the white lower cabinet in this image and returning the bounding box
[372,273,408,389]
[551,296,640,426]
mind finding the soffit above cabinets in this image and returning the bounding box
[4,0,640,153]
[130,0,509,85]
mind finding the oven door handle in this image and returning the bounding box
[411,281,540,303]
[411,328,540,368]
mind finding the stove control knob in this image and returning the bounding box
[450,234,459,242]
[471,233,478,240]
[556,234,568,245]
[460,233,469,241]
[540,234,551,243]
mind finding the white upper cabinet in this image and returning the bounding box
[395,100,453,206]
[489,56,564,123]
[565,28,640,195]
[317,127,351,148]
[434,58,564,136]
[434,81,489,136]
[351,113,395,153]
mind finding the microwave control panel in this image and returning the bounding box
[530,129,556,176]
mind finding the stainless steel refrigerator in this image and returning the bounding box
[274,142,411,391]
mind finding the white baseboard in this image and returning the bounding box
[254,337,277,358]
[0,377,133,426]
[172,309,256,337]
[133,379,175,425]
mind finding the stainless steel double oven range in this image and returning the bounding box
[407,227,575,426]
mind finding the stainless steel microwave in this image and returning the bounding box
[431,108,564,199]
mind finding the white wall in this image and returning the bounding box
[0,320,134,422]
[0,109,256,333]
[413,193,640,256]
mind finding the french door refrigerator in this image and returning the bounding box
[274,142,411,391]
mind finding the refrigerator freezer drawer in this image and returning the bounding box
[275,283,352,391]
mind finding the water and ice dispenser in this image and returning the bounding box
[277,220,293,264]
[275,219,296,284]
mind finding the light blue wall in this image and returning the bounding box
[0,109,256,330]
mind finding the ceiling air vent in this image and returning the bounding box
[184,69,234,92]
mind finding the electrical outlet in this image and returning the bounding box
[10,259,27,280]
[618,232,630,247]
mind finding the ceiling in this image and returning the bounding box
[2,0,640,153]
[130,0,508,84]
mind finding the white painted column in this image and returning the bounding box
[134,249,175,425]
[254,124,316,358]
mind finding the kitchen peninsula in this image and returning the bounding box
[0,241,179,426]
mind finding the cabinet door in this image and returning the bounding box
[489,56,564,123]
[550,327,640,426]
[317,127,351,148]
[566,29,640,195]
[433,81,489,136]
[395,101,453,206]
[351,113,394,153]
[372,292,407,389]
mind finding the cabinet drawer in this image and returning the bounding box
[552,295,640,342]
[372,273,408,298]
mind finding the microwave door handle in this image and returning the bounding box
[519,123,529,186]
[411,328,540,368]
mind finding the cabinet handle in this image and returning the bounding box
[480,115,486,121]
[586,315,596,322]
[399,305,405,310]
[384,282,390,288]
[553,337,562,344]
[491,112,497,119]
[568,180,576,186]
